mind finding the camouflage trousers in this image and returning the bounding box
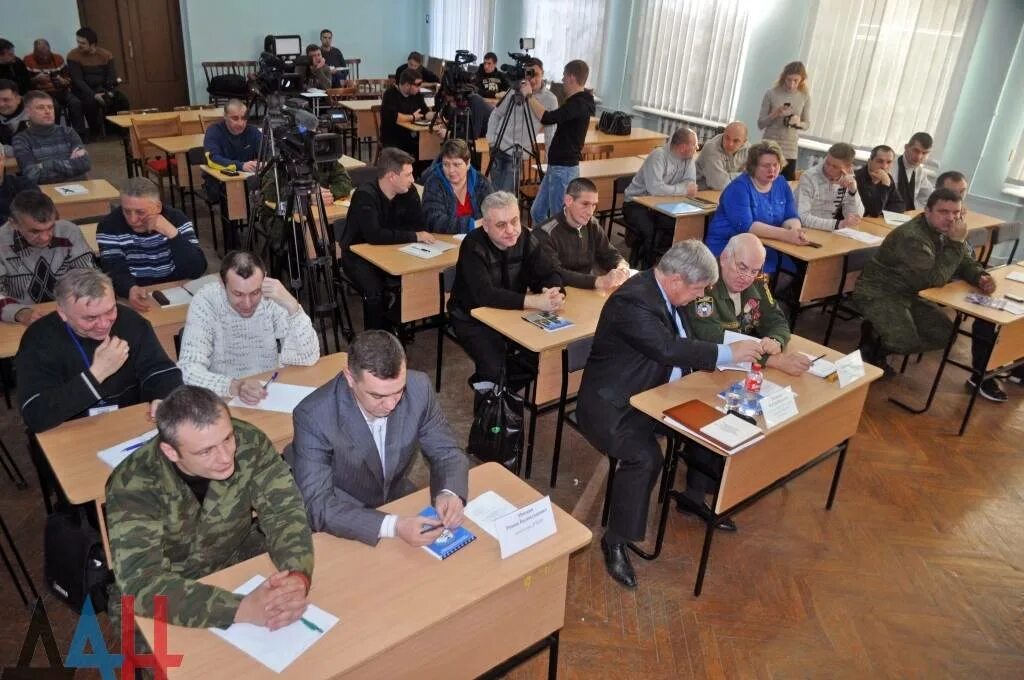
[857,294,953,356]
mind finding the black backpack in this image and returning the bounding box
[468,378,524,469]
[208,73,248,98]
[598,110,632,136]
[44,507,113,613]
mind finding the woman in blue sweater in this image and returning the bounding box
[706,140,810,273]
[422,138,493,234]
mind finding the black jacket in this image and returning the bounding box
[854,166,905,217]
[448,225,561,315]
[576,269,719,457]
[16,305,182,433]
[541,89,596,167]
[380,86,429,155]
[340,180,424,255]
[0,58,31,94]
[535,210,624,289]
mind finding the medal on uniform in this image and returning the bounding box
[695,296,714,318]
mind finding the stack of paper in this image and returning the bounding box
[398,242,457,259]
[834,228,883,245]
[464,490,517,539]
[1005,271,1024,283]
[882,210,911,227]
[718,330,759,372]
[799,352,837,378]
[97,429,158,468]
[55,184,89,196]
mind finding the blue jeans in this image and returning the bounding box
[530,164,579,224]
[488,150,517,193]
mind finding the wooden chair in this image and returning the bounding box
[434,266,459,392]
[354,78,393,98]
[370,105,383,164]
[550,336,594,486]
[518,156,544,226]
[202,61,258,105]
[131,115,182,204]
[987,221,1022,266]
[199,111,223,132]
[603,173,635,238]
[581,144,613,161]
[174,104,216,111]
[183,146,219,251]
[117,108,159,115]
[327,87,358,153]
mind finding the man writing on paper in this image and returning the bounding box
[15,268,182,434]
[853,187,993,374]
[179,251,320,405]
[576,241,764,589]
[535,177,629,291]
[796,142,865,231]
[289,330,469,547]
[0,190,94,327]
[622,127,699,266]
[106,385,315,630]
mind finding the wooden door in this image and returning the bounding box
[77,0,189,110]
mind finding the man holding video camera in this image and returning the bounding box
[486,56,557,194]
[520,59,595,225]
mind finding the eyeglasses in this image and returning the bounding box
[413,81,423,87]
[735,261,762,278]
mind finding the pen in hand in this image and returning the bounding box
[419,522,444,534]
[262,371,279,390]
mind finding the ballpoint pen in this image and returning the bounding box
[262,371,279,389]
[300,617,324,634]
[419,522,445,534]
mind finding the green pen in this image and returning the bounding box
[301,617,324,634]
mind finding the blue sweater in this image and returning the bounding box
[706,174,798,273]
[202,121,261,168]
[421,160,493,234]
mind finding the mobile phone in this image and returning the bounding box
[805,241,823,248]
[151,290,170,306]
[784,102,791,107]
[221,169,239,177]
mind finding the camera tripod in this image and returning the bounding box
[486,89,543,191]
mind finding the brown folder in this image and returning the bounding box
[662,399,764,454]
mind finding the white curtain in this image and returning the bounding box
[521,0,609,91]
[428,0,495,61]
[1008,129,1024,185]
[631,0,751,124]
[802,0,978,150]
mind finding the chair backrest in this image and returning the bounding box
[438,265,457,314]
[131,115,182,161]
[990,221,1022,265]
[582,144,613,161]
[349,166,378,188]
[118,108,159,115]
[202,61,258,84]
[610,173,634,212]
[966,228,989,261]
[565,336,594,373]
[370,105,383,162]
[199,112,223,132]
[356,79,392,97]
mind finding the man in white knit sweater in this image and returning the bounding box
[796,142,865,231]
[178,251,320,404]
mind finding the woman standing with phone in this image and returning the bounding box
[757,62,810,181]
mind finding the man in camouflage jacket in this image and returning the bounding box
[106,385,314,630]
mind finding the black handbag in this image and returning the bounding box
[44,506,113,613]
[598,110,632,136]
[468,373,524,468]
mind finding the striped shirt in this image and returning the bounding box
[96,205,208,297]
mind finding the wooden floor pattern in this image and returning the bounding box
[0,139,1022,678]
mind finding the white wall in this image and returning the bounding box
[0,0,82,58]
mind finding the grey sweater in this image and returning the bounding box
[624,143,696,201]
[12,124,91,184]
[757,86,810,160]
[696,133,749,190]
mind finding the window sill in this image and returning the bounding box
[1002,185,1024,200]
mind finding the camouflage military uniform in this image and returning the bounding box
[105,418,314,629]
[852,214,984,355]
[682,265,791,352]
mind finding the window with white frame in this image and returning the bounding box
[631,0,751,125]
[428,0,495,61]
[1007,127,1024,186]
[521,0,609,91]
[802,0,979,150]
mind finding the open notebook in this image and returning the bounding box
[151,274,220,306]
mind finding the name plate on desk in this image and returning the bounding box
[758,388,798,428]
[835,349,866,388]
[494,496,557,559]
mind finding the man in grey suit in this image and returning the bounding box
[289,330,469,546]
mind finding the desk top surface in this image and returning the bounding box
[470,286,611,353]
[148,133,206,154]
[920,264,1024,325]
[544,155,646,178]
[35,353,348,505]
[106,107,224,128]
[41,179,119,205]
[861,209,1002,232]
[629,335,882,456]
[134,462,591,679]
[349,235,463,276]
[633,191,720,216]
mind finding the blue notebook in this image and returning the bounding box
[656,201,705,216]
[419,506,476,560]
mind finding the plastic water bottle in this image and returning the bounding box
[744,363,764,395]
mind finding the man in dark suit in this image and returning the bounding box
[576,241,764,588]
[288,330,469,547]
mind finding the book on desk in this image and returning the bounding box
[419,506,476,560]
[662,399,764,454]
[656,200,707,216]
[522,311,574,332]
[150,274,220,306]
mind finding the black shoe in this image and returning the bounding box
[600,537,637,589]
[967,376,1007,403]
[673,492,737,532]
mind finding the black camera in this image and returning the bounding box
[438,49,478,112]
[265,94,344,180]
[501,52,535,83]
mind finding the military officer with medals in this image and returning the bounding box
[683,232,811,376]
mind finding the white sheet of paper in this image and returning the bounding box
[97,429,158,469]
[55,183,88,195]
[183,273,221,295]
[156,286,193,307]
[835,349,866,387]
[882,210,911,226]
[800,352,837,378]
[209,575,339,674]
[494,496,557,559]
[398,244,444,259]
[834,228,883,245]
[1006,271,1024,283]
[718,330,759,372]
[228,383,316,413]
[758,388,798,428]
[464,490,518,540]
[699,414,763,449]
[453,233,467,241]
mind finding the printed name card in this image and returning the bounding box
[758,388,798,428]
[494,496,558,559]
[835,349,866,388]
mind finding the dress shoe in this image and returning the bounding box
[673,492,737,532]
[600,537,637,588]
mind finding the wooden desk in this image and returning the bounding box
[397,120,446,160]
[632,191,719,243]
[471,287,610,407]
[105,107,223,135]
[349,236,462,323]
[630,335,882,594]
[200,165,250,221]
[890,264,1024,435]
[545,156,646,211]
[149,133,205,188]
[81,222,98,252]
[3,155,16,173]
[42,179,119,221]
[135,462,591,679]
[343,98,434,140]
[534,126,666,160]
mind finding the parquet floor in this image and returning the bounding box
[1,138,1021,678]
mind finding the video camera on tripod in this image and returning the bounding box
[263,94,345,183]
[500,52,536,84]
[431,50,478,142]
